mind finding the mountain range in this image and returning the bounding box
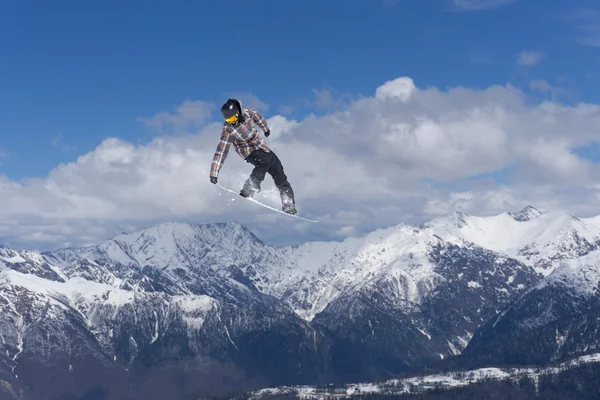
[1,206,600,400]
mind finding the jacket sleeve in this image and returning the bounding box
[209,126,232,178]
[249,107,269,133]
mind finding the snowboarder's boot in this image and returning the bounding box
[282,202,297,215]
[280,190,297,215]
[240,177,261,198]
[240,187,257,198]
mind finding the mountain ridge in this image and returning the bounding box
[4,206,600,323]
[1,205,600,399]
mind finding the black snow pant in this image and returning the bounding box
[243,149,295,205]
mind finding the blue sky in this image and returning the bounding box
[1,0,599,180]
[1,0,600,250]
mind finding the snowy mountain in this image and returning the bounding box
[43,221,290,306]
[1,206,599,399]
[0,246,66,282]
[0,223,324,399]
[455,248,600,368]
[587,215,600,230]
[0,267,319,400]
[422,206,600,275]
[263,227,539,380]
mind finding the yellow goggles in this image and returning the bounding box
[225,114,238,124]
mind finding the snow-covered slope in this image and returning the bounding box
[486,248,600,332]
[226,206,595,324]
[254,223,532,322]
[458,248,600,368]
[226,206,598,325]
[423,206,600,275]
[258,224,439,321]
[535,250,600,296]
[1,246,66,282]
[585,215,600,230]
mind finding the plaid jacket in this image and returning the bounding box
[209,106,271,178]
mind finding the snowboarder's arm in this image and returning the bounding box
[249,107,269,134]
[209,127,232,178]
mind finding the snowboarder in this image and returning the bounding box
[209,98,297,215]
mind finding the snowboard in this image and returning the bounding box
[216,183,318,223]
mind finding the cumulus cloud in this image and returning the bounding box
[1,77,600,250]
[375,77,416,100]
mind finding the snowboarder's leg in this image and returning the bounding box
[267,152,296,215]
[241,150,269,198]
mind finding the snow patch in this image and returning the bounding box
[535,250,600,296]
[2,255,26,264]
[172,295,215,332]
[6,269,135,307]
[216,308,238,350]
[151,311,159,344]
[416,327,431,340]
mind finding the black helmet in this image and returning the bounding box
[221,99,241,124]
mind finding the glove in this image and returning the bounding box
[210,176,217,184]
[264,129,270,137]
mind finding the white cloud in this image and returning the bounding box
[375,77,415,101]
[517,50,546,66]
[1,77,600,250]
[424,183,600,220]
[451,0,517,11]
[515,137,592,185]
[138,100,214,133]
[263,115,299,140]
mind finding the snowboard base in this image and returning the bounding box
[216,183,318,223]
